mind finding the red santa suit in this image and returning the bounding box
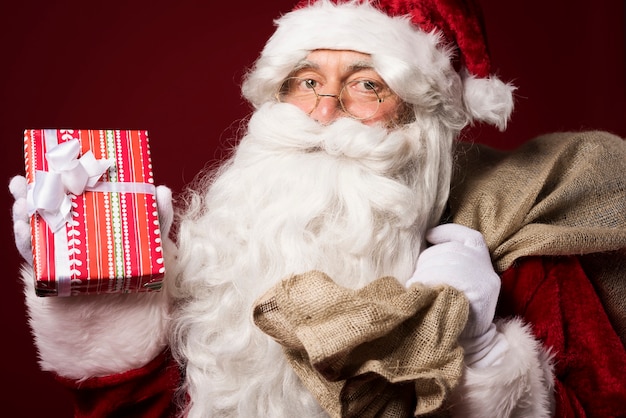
[20,129,626,417]
[15,1,626,417]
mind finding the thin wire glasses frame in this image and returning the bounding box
[275,77,392,120]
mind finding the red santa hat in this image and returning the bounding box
[242,0,515,130]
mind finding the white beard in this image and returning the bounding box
[169,103,453,417]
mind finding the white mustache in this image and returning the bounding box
[244,103,416,173]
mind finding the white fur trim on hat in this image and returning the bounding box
[242,0,515,130]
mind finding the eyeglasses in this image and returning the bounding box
[275,77,392,120]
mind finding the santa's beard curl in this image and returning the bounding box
[168,103,454,417]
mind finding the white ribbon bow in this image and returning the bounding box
[27,138,115,232]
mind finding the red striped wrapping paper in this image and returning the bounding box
[24,129,165,296]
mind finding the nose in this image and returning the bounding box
[310,94,345,125]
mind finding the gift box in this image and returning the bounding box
[23,129,165,296]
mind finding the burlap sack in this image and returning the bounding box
[252,131,625,417]
[253,271,468,417]
[450,131,626,344]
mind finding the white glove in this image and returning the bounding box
[9,175,33,265]
[406,223,508,367]
[155,185,174,240]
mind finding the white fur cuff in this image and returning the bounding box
[21,265,170,381]
[451,317,555,418]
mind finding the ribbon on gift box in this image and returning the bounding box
[27,136,115,233]
[26,129,157,296]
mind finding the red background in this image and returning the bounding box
[1,1,624,416]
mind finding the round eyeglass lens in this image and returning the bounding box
[277,78,385,119]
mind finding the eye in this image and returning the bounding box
[344,78,388,102]
[283,77,321,95]
[351,79,383,94]
[299,78,318,90]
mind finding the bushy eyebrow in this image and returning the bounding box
[290,59,375,74]
[291,59,318,73]
[347,61,376,72]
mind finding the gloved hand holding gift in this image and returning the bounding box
[15,129,172,297]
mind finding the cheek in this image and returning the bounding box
[284,99,313,115]
[362,99,404,126]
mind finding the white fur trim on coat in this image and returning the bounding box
[20,236,175,381]
[450,317,555,417]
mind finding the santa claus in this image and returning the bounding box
[11,0,626,417]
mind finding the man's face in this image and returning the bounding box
[278,49,404,126]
